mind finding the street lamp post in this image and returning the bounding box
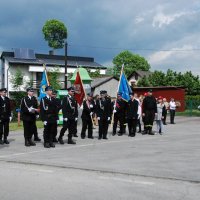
[64,42,68,89]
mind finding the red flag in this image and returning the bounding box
[74,71,85,106]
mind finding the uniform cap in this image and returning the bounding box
[0,88,7,92]
[26,87,34,92]
[67,86,75,91]
[45,86,53,91]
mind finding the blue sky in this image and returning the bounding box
[1,0,200,75]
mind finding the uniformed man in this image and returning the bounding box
[20,87,39,147]
[51,90,62,142]
[40,86,58,148]
[142,89,157,135]
[81,93,95,139]
[112,92,127,136]
[96,90,111,140]
[58,87,78,145]
[0,88,12,144]
[126,92,139,137]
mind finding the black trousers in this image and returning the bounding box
[81,118,93,138]
[170,110,175,123]
[23,120,36,139]
[162,111,167,124]
[59,119,77,140]
[98,119,109,139]
[127,118,137,136]
[33,121,39,139]
[0,120,9,139]
[43,122,57,143]
[113,114,125,134]
[137,118,141,132]
[144,110,155,130]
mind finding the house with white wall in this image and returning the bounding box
[0,48,106,96]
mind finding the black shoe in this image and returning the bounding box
[112,132,116,136]
[88,136,94,139]
[4,139,9,144]
[137,130,142,133]
[81,136,85,139]
[34,137,41,142]
[68,140,76,144]
[0,139,4,145]
[53,138,58,143]
[44,143,50,148]
[49,143,55,148]
[29,140,36,146]
[103,137,108,140]
[98,137,102,140]
[58,137,64,144]
[118,133,123,136]
[73,134,78,137]
[25,140,30,147]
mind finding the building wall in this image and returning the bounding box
[93,78,119,98]
[133,88,185,111]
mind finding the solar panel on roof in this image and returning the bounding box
[14,48,36,59]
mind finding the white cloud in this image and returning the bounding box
[135,16,144,24]
[152,11,188,28]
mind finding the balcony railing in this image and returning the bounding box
[32,80,65,89]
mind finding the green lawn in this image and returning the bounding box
[176,109,200,117]
[10,120,44,131]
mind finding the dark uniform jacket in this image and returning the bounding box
[40,96,58,123]
[112,99,127,116]
[96,98,111,120]
[20,96,38,121]
[62,95,78,120]
[126,99,139,119]
[0,96,11,121]
[81,99,95,120]
[53,98,62,120]
[142,96,157,113]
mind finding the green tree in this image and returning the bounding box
[112,50,151,77]
[137,76,151,87]
[48,67,62,90]
[42,19,67,50]
[148,70,166,86]
[87,69,101,78]
[10,68,24,91]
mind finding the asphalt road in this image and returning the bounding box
[0,116,200,200]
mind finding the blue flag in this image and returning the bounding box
[38,69,49,101]
[118,72,132,101]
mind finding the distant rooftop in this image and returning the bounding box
[1,48,106,69]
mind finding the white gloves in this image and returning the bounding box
[36,115,39,119]
[113,110,117,113]
[28,107,35,113]
[63,118,68,122]
[108,117,110,121]
[97,117,100,120]
[90,104,93,108]
[44,121,47,126]
[75,118,78,121]
[90,112,93,116]
[9,117,12,122]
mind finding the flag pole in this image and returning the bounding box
[111,64,124,125]
[77,68,95,127]
[43,64,50,86]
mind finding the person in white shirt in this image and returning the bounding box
[169,98,176,124]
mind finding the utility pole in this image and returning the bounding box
[64,42,68,89]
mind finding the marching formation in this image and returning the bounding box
[0,86,177,148]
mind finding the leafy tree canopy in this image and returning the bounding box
[42,19,67,49]
[112,50,151,77]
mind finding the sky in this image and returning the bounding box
[0,0,200,75]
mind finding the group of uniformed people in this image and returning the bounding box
[0,86,159,148]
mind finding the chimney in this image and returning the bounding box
[49,50,54,55]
